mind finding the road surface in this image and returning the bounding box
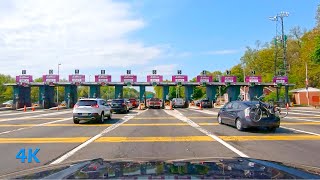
[0,107,319,175]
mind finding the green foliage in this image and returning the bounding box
[0,74,15,103]
[264,90,292,103]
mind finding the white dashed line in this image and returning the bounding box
[0,117,72,135]
[164,109,249,158]
[280,126,320,136]
[50,109,148,165]
[0,110,72,122]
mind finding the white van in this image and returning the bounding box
[172,98,185,108]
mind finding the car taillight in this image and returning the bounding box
[91,104,99,108]
[244,107,250,118]
[73,104,79,109]
[122,103,126,106]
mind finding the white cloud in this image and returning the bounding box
[203,49,240,55]
[0,0,162,77]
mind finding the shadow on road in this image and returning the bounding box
[79,118,121,125]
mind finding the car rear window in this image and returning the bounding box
[77,100,97,106]
[150,98,160,101]
[202,100,209,102]
[112,99,124,103]
[243,101,259,106]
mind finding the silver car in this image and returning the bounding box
[73,98,112,124]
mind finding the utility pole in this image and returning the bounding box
[57,63,61,105]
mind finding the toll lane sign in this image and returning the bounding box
[273,76,288,84]
[16,75,33,85]
[147,75,163,83]
[221,76,237,83]
[196,75,212,83]
[69,75,85,84]
[43,75,59,84]
[121,75,137,83]
[245,76,261,83]
[172,75,188,82]
[95,75,111,83]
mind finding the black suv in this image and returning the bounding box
[110,99,129,113]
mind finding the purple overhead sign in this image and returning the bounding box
[95,75,111,83]
[245,76,262,83]
[16,75,33,84]
[121,75,137,83]
[147,75,163,83]
[43,75,59,83]
[172,75,188,82]
[196,75,213,83]
[273,76,288,84]
[69,75,85,83]
[221,76,237,83]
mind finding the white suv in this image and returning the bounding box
[73,98,112,124]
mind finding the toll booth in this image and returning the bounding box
[64,85,77,108]
[115,85,123,99]
[139,85,145,102]
[39,85,55,108]
[227,85,241,102]
[248,85,264,101]
[13,85,31,108]
[206,85,217,103]
[89,85,100,98]
[184,85,194,105]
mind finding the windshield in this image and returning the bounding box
[0,1,319,178]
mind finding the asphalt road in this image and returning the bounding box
[0,106,319,176]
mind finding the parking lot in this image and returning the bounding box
[0,106,319,175]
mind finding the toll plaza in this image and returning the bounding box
[4,70,294,109]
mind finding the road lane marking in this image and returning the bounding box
[131,116,212,120]
[1,135,320,143]
[187,108,218,115]
[0,118,73,135]
[285,116,320,119]
[1,122,319,127]
[50,109,148,165]
[0,117,68,120]
[165,109,249,158]
[96,135,320,142]
[280,126,320,136]
[0,110,72,122]
[287,112,320,116]
[0,110,48,117]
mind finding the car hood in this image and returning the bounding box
[1,157,319,179]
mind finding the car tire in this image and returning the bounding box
[73,118,80,124]
[217,115,223,124]
[235,119,244,131]
[99,113,104,124]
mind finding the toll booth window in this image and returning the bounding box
[77,100,97,106]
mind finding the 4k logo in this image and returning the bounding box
[16,148,40,163]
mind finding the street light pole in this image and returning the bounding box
[57,63,61,105]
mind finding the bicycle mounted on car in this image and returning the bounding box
[249,95,288,122]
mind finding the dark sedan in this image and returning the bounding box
[217,101,280,131]
[110,99,129,114]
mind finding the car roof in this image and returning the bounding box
[78,98,104,101]
[228,101,259,105]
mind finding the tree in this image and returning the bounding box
[0,74,15,103]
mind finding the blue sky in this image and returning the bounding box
[0,0,318,83]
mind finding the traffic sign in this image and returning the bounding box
[101,70,105,74]
[95,75,111,83]
[75,69,80,74]
[121,75,137,83]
